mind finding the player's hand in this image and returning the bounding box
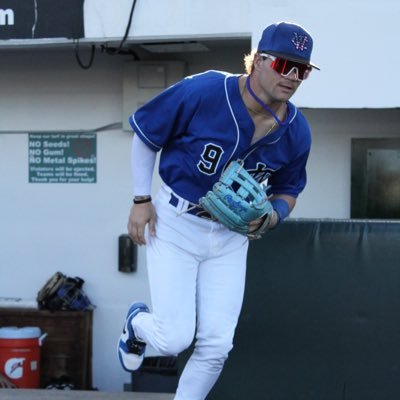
[248,211,279,235]
[127,202,156,246]
[248,217,264,234]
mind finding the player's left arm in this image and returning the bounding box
[260,144,310,231]
[269,194,296,228]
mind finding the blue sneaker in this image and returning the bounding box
[118,302,149,371]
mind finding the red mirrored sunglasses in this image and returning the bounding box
[260,53,312,81]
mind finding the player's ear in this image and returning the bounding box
[253,52,265,71]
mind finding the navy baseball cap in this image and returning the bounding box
[258,22,320,70]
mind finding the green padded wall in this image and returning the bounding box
[208,220,400,400]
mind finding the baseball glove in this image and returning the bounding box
[199,160,273,239]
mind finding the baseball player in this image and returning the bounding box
[118,21,319,400]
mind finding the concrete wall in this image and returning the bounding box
[83,0,400,108]
[297,109,400,218]
[0,49,139,390]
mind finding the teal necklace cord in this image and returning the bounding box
[245,77,289,127]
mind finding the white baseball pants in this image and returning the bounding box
[132,184,249,400]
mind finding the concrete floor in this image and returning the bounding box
[0,389,175,400]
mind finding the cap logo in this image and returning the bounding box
[291,32,309,51]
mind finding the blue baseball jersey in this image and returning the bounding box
[130,70,311,203]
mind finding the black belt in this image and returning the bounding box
[169,193,214,220]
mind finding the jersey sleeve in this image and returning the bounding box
[268,148,310,197]
[129,79,192,151]
[268,108,312,198]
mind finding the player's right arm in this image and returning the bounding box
[128,134,157,245]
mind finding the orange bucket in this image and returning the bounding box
[0,327,47,388]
